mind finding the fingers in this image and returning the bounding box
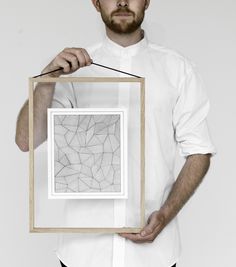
[52,53,73,74]
[118,228,159,243]
[119,232,144,243]
[118,231,158,243]
[118,210,166,244]
[81,48,93,65]
[140,211,163,237]
[63,47,93,68]
[60,52,79,72]
[42,47,92,77]
[139,223,163,243]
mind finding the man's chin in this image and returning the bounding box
[108,23,139,34]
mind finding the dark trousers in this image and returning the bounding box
[60,261,176,267]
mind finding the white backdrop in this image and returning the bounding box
[0,0,235,266]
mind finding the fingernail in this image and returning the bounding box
[141,231,146,236]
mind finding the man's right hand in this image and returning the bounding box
[41,47,93,77]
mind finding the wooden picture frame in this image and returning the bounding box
[29,77,145,233]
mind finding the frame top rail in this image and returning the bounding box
[29,76,145,83]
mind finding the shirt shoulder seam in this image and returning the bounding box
[148,42,190,62]
[86,42,103,55]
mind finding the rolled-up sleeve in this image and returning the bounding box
[172,60,217,158]
[51,81,76,108]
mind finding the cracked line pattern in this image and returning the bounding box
[54,114,121,194]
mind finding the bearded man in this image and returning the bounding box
[15,1,216,267]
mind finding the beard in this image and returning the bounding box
[100,6,145,34]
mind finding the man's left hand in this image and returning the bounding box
[118,210,167,243]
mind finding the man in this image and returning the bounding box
[15,1,216,267]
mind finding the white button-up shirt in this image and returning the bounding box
[52,32,216,267]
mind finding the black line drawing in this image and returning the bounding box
[48,108,127,199]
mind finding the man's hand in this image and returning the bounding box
[41,47,93,77]
[118,154,211,244]
[118,210,166,243]
[15,47,93,151]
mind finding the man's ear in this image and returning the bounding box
[91,0,101,12]
[144,0,150,10]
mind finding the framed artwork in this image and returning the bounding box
[29,77,145,233]
[47,108,128,199]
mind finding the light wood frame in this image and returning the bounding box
[29,77,145,233]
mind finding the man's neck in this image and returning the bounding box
[105,27,144,47]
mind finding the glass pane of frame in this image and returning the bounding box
[29,77,145,233]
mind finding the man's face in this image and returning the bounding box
[94,0,148,34]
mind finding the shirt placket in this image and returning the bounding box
[112,51,131,267]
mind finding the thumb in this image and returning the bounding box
[140,211,160,236]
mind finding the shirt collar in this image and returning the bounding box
[102,30,148,58]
